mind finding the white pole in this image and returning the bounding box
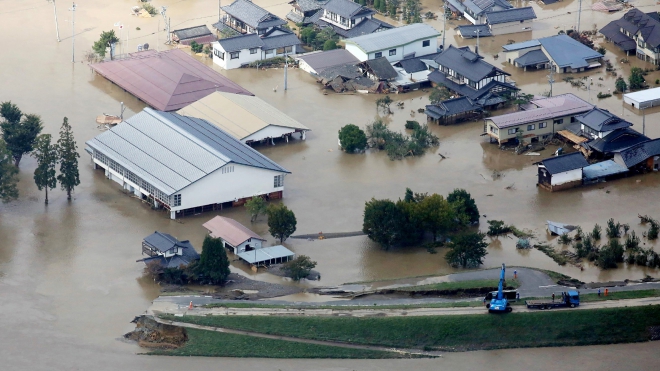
[577,0,582,33]
[284,49,288,91]
[52,0,61,42]
[442,4,446,50]
[219,0,221,22]
[70,2,76,63]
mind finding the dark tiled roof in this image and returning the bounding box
[425,96,482,119]
[427,71,517,106]
[317,63,362,80]
[395,52,441,73]
[222,0,286,29]
[540,152,589,175]
[361,57,398,80]
[217,33,264,52]
[173,25,213,41]
[297,49,360,72]
[286,11,305,23]
[576,107,632,132]
[615,138,660,167]
[537,34,603,69]
[292,0,327,13]
[599,9,660,51]
[433,45,509,83]
[514,49,549,66]
[485,7,536,25]
[315,17,392,38]
[599,22,636,51]
[142,241,200,269]
[261,33,302,50]
[586,128,650,154]
[322,0,372,19]
[455,24,492,38]
[144,231,195,253]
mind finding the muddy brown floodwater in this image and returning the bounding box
[1,0,659,369]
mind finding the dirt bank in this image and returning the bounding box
[124,315,187,349]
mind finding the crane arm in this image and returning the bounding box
[497,263,505,300]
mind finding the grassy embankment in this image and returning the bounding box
[149,328,403,358]
[394,279,520,292]
[161,305,660,351]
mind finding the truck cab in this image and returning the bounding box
[565,290,580,307]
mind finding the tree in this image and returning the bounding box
[245,196,268,222]
[56,118,80,200]
[32,134,58,204]
[92,30,120,58]
[629,67,645,90]
[190,41,203,53]
[511,93,534,108]
[266,203,297,243]
[323,39,338,50]
[338,124,367,153]
[445,232,488,268]
[0,139,18,202]
[416,194,456,241]
[0,102,43,167]
[196,235,231,284]
[376,95,393,114]
[363,198,403,249]
[429,86,452,104]
[284,255,317,281]
[447,189,480,224]
[615,77,627,93]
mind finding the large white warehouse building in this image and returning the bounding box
[85,108,290,219]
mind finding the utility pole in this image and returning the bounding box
[284,49,288,91]
[161,6,171,44]
[576,0,582,33]
[547,62,555,97]
[642,108,646,135]
[475,29,480,55]
[69,2,76,63]
[442,3,447,51]
[589,77,592,101]
[50,0,61,42]
[218,0,222,23]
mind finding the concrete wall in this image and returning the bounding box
[490,19,533,36]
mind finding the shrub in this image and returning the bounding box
[323,39,338,50]
[606,218,621,238]
[559,233,572,245]
[592,224,602,240]
[190,41,203,53]
[142,3,157,16]
[338,124,367,153]
[487,220,511,236]
[648,222,659,240]
[284,255,317,281]
[405,120,420,130]
[625,231,640,250]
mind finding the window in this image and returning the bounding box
[539,122,547,129]
[173,194,181,207]
[527,124,535,131]
[250,48,258,54]
[389,49,396,56]
[230,51,240,59]
[422,40,430,47]
[553,118,564,125]
[221,166,234,174]
[265,49,274,55]
[490,126,498,134]
[374,52,382,58]
[284,46,293,53]
[508,128,517,135]
[214,49,225,60]
[570,116,577,123]
[274,175,284,188]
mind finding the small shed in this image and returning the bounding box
[172,25,217,46]
[237,245,295,266]
[536,152,589,191]
[623,87,660,109]
[203,216,266,254]
[359,57,398,82]
[296,49,359,75]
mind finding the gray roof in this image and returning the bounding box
[361,57,398,80]
[586,128,649,154]
[514,49,549,66]
[297,49,360,72]
[538,34,603,69]
[599,21,637,52]
[576,108,632,132]
[433,45,508,83]
[395,52,442,73]
[322,0,372,18]
[599,9,660,51]
[582,160,628,180]
[344,23,440,53]
[222,0,286,29]
[455,24,492,38]
[317,63,362,80]
[485,7,536,25]
[172,25,213,41]
[86,108,288,196]
[261,33,302,50]
[540,152,589,175]
[502,39,540,51]
[487,93,592,128]
[315,17,392,38]
[615,138,660,167]
[144,231,195,253]
[217,33,264,52]
[237,245,294,264]
[463,0,512,15]
[292,0,326,13]
[142,232,200,269]
[425,97,482,119]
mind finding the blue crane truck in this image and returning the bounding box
[487,263,512,313]
[525,290,580,309]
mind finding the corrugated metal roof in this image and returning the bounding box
[203,216,265,247]
[172,25,213,41]
[485,7,536,24]
[502,39,540,51]
[86,108,289,195]
[344,23,440,53]
[237,245,294,264]
[177,92,309,140]
[90,49,252,111]
[538,34,603,69]
[583,160,628,180]
[296,49,360,72]
[489,94,593,128]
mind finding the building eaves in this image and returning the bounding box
[514,49,549,66]
[485,7,536,25]
[616,138,660,167]
[575,107,632,132]
[599,21,637,52]
[172,25,213,41]
[222,0,286,29]
[540,152,589,174]
[344,23,441,53]
[261,33,302,50]
[488,94,593,128]
[217,33,264,52]
[361,57,398,80]
[538,34,603,68]
[433,45,508,83]
[455,24,492,38]
[586,128,649,154]
[322,0,370,19]
[502,39,540,51]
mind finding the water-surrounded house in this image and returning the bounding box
[456,7,536,38]
[296,49,360,75]
[503,35,603,73]
[217,0,287,35]
[139,231,200,268]
[344,23,441,63]
[203,216,266,254]
[536,152,589,191]
[623,87,660,109]
[85,108,289,219]
[425,96,483,125]
[211,28,302,69]
[613,138,660,172]
[600,9,660,64]
[446,0,513,25]
[171,25,216,46]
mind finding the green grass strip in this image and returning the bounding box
[162,305,660,351]
[395,279,520,292]
[149,328,402,358]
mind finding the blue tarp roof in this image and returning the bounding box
[582,160,628,180]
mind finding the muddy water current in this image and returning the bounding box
[1,0,659,369]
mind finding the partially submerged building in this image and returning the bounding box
[446,0,513,25]
[503,35,603,73]
[344,23,441,62]
[177,91,310,144]
[212,28,302,70]
[296,49,359,75]
[171,25,216,46]
[623,87,660,109]
[613,138,660,172]
[90,49,252,111]
[85,108,289,219]
[425,96,483,125]
[536,152,589,191]
[600,9,660,64]
[139,231,200,268]
[456,6,536,37]
[359,57,398,82]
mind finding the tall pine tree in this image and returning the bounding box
[0,138,19,202]
[56,117,80,200]
[196,235,231,284]
[32,134,58,204]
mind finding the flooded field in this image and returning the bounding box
[1,0,660,369]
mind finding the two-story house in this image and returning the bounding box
[503,35,604,74]
[446,0,513,25]
[573,108,649,158]
[288,0,392,38]
[140,231,200,269]
[344,23,441,62]
[600,9,660,65]
[219,0,287,35]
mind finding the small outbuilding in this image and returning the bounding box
[172,25,216,46]
[296,49,359,75]
[425,96,483,125]
[237,245,295,266]
[623,87,660,109]
[613,138,660,172]
[359,57,398,82]
[582,160,628,184]
[203,216,266,254]
[536,152,589,191]
[139,231,200,268]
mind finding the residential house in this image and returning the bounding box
[623,87,660,109]
[359,57,398,82]
[503,35,603,73]
[140,231,200,268]
[85,108,290,219]
[429,45,518,108]
[203,216,266,254]
[582,128,649,158]
[287,0,325,25]
[425,96,483,125]
[171,25,216,46]
[456,7,535,38]
[574,107,633,139]
[600,9,660,65]
[446,0,513,25]
[296,49,359,75]
[613,138,660,172]
[536,152,589,191]
[344,23,441,62]
[178,91,310,144]
[484,94,593,145]
[218,0,287,35]
[390,52,442,91]
[212,29,301,69]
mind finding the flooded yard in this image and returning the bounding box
[1,0,660,369]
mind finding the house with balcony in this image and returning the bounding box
[217,0,287,35]
[212,29,302,69]
[600,9,660,65]
[288,0,393,38]
[446,0,513,25]
[503,35,604,73]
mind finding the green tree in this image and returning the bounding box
[395,199,424,245]
[284,255,317,281]
[363,198,403,249]
[196,235,231,284]
[379,0,387,13]
[338,124,367,153]
[592,224,602,240]
[323,39,338,50]
[615,77,627,93]
[56,117,80,200]
[374,0,381,9]
[92,30,120,58]
[0,139,19,202]
[376,95,393,114]
[428,86,452,104]
[32,134,58,204]
[416,194,455,241]
[190,41,203,53]
[629,67,645,90]
[245,196,268,222]
[300,27,317,46]
[266,203,297,243]
[447,189,480,224]
[0,102,43,167]
[445,232,488,268]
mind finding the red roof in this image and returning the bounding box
[203,216,265,247]
[90,49,252,111]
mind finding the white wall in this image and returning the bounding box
[243,125,300,143]
[552,168,582,186]
[490,20,533,36]
[345,43,368,61]
[173,163,286,212]
[235,238,264,254]
[362,37,438,63]
[504,46,541,65]
[213,42,261,70]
